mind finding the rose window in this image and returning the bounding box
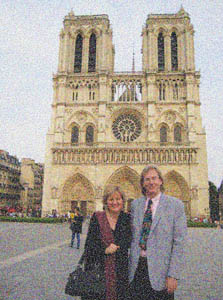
[112,114,141,142]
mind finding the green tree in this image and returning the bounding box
[209,181,219,221]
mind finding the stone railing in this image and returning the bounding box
[111,73,144,102]
[52,147,198,165]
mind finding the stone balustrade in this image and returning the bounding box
[52,146,198,165]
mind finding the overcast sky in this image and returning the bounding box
[1,0,222,187]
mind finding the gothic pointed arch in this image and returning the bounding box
[156,110,186,129]
[105,166,141,211]
[158,32,165,71]
[66,110,98,129]
[171,32,178,71]
[71,125,79,144]
[160,124,168,143]
[174,124,182,143]
[86,124,94,144]
[74,34,83,73]
[60,173,95,215]
[163,170,190,216]
[88,33,96,72]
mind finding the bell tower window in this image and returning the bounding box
[74,34,83,73]
[88,33,96,72]
[171,32,178,71]
[158,32,165,71]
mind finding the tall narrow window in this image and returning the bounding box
[160,126,167,143]
[86,125,94,144]
[174,125,182,143]
[74,34,83,73]
[88,33,96,72]
[173,83,178,100]
[159,84,162,101]
[163,84,166,101]
[159,83,166,101]
[71,126,79,143]
[171,32,178,71]
[111,84,115,101]
[158,32,165,71]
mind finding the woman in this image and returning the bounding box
[69,207,84,249]
[82,186,132,300]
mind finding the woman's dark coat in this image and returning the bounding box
[83,211,132,300]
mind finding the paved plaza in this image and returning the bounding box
[0,222,223,300]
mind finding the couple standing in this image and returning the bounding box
[82,165,187,300]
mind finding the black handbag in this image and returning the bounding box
[65,252,106,297]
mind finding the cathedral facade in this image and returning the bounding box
[42,8,209,218]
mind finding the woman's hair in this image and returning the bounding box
[103,185,126,209]
[140,165,165,196]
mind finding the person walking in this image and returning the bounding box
[70,207,84,249]
[128,165,187,300]
[82,186,132,300]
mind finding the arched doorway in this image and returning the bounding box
[163,171,190,216]
[105,167,141,212]
[60,173,95,216]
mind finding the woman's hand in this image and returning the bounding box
[166,277,177,294]
[105,243,120,254]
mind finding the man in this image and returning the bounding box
[69,207,84,249]
[129,165,187,300]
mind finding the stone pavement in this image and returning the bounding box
[0,222,223,300]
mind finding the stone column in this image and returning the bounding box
[58,30,64,72]
[178,31,184,71]
[185,30,192,72]
[62,32,69,72]
[149,30,156,71]
[164,34,171,71]
[68,34,74,73]
[189,30,195,71]
[100,30,107,72]
[82,36,89,73]
[142,27,148,72]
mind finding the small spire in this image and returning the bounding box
[132,44,135,73]
[178,5,189,17]
[69,9,75,17]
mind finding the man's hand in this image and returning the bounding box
[166,277,177,294]
[105,243,120,254]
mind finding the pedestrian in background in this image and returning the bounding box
[69,207,84,249]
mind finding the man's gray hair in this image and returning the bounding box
[140,165,165,196]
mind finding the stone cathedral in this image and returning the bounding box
[42,7,209,218]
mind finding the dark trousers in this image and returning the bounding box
[71,232,80,248]
[129,257,174,300]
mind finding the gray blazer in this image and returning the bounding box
[129,193,187,291]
